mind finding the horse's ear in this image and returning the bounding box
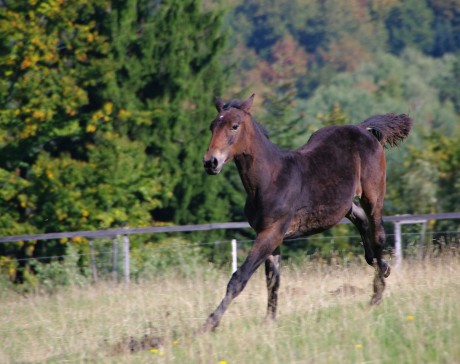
[241,93,255,112]
[215,97,224,112]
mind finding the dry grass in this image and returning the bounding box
[0,256,459,363]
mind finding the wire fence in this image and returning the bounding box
[1,228,458,289]
[3,230,459,264]
[0,212,459,288]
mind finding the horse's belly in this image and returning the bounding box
[284,205,346,238]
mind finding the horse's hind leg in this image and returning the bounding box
[265,247,281,321]
[347,202,391,277]
[360,196,390,305]
[369,217,388,306]
[346,202,374,267]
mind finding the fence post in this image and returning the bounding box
[113,237,119,284]
[89,240,98,284]
[123,235,130,285]
[394,219,428,270]
[394,222,402,271]
[419,221,427,260]
[231,239,237,273]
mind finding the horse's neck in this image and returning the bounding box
[234,134,282,200]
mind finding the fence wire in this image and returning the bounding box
[0,230,458,273]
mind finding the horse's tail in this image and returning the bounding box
[359,113,413,148]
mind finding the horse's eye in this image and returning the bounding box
[231,123,239,131]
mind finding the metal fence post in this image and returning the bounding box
[89,240,98,284]
[113,237,119,284]
[394,222,402,271]
[231,239,237,273]
[420,221,427,260]
[394,219,428,271]
[123,235,130,285]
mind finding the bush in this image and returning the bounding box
[131,238,210,281]
[31,244,89,293]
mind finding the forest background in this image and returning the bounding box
[0,0,459,282]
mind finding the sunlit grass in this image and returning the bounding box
[0,256,458,363]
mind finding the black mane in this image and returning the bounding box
[253,118,270,140]
[223,99,247,110]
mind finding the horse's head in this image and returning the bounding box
[203,94,255,175]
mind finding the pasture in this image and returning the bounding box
[0,255,458,363]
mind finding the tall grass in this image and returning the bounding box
[0,256,458,363]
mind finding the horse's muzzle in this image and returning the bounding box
[203,156,221,175]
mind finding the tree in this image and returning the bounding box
[438,55,460,113]
[401,132,460,218]
[429,0,460,55]
[230,0,306,57]
[0,0,119,280]
[385,0,435,54]
[0,0,231,280]
[240,35,307,149]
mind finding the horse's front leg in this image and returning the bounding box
[265,247,281,322]
[200,225,284,333]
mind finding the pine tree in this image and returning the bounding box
[107,0,232,225]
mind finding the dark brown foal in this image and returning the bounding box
[202,94,412,332]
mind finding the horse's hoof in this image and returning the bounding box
[198,317,219,335]
[370,294,382,306]
[263,315,277,325]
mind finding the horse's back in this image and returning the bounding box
[295,125,383,181]
[298,124,381,156]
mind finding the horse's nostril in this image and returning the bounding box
[203,157,216,169]
[211,157,218,168]
[203,157,219,171]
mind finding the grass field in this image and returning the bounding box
[0,255,459,363]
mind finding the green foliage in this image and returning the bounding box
[131,238,209,280]
[429,0,460,55]
[404,132,460,214]
[299,50,458,130]
[31,244,89,293]
[96,0,232,227]
[0,0,231,269]
[385,0,435,54]
[316,103,349,126]
[251,35,307,149]
[438,55,460,113]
